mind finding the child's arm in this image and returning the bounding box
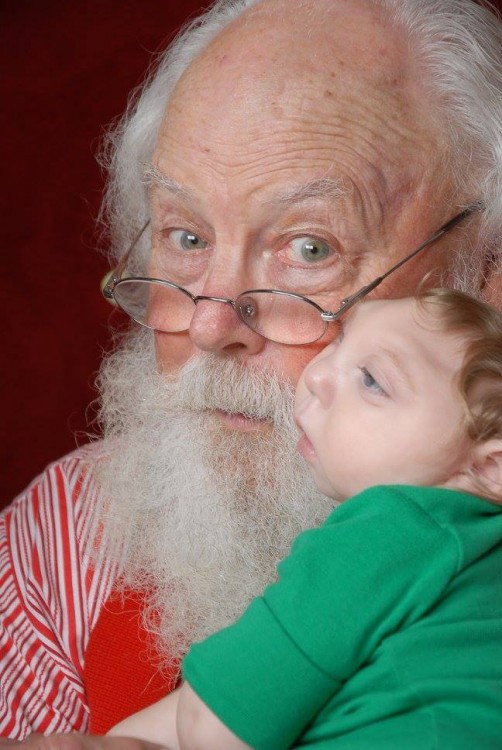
[177,682,252,750]
[107,690,181,749]
[107,683,252,750]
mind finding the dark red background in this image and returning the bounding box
[1,1,204,504]
[2,1,502,506]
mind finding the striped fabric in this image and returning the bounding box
[0,447,116,739]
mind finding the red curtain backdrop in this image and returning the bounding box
[2,0,502,506]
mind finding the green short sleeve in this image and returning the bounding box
[183,595,339,749]
[182,486,502,749]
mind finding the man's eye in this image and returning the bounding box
[359,367,387,396]
[170,230,207,251]
[290,236,332,263]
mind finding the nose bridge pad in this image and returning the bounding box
[234,294,256,330]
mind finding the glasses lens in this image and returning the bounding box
[113,279,194,332]
[236,291,327,345]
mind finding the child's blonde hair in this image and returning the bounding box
[419,288,502,444]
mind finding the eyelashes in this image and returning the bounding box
[359,366,388,397]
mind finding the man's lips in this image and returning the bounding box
[215,409,272,432]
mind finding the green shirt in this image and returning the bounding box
[183,485,502,749]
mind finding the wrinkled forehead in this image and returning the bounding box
[152,0,449,235]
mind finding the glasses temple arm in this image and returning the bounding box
[322,277,383,320]
[102,220,151,298]
[322,203,483,322]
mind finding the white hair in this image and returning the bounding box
[100,0,263,257]
[100,0,502,286]
[374,0,502,287]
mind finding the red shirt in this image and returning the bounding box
[0,446,173,738]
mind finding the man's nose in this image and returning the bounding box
[303,356,335,408]
[188,294,267,355]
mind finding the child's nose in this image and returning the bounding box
[303,357,335,408]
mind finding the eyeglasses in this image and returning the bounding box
[102,203,482,345]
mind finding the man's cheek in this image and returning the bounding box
[282,342,331,385]
[154,331,195,373]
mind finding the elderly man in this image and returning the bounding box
[1,0,501,742]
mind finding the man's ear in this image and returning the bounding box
[470,439,502,503]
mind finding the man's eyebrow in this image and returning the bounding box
[144,168,349,207]
[143,166,194,202]
[270,178,349,205]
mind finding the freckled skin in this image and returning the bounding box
[150,0,474,410]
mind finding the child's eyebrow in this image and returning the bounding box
[374,346,415,391]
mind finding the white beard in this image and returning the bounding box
[93,328,333,673]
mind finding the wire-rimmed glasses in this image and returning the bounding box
[102,204,482,345]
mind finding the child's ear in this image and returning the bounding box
[470,439,502,502]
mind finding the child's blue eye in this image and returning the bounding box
[360,367,387,396]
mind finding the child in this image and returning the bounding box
[108,288,502,749]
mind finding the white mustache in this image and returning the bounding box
[168,353,296,426]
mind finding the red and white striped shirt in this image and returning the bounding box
[0,446,116,739]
